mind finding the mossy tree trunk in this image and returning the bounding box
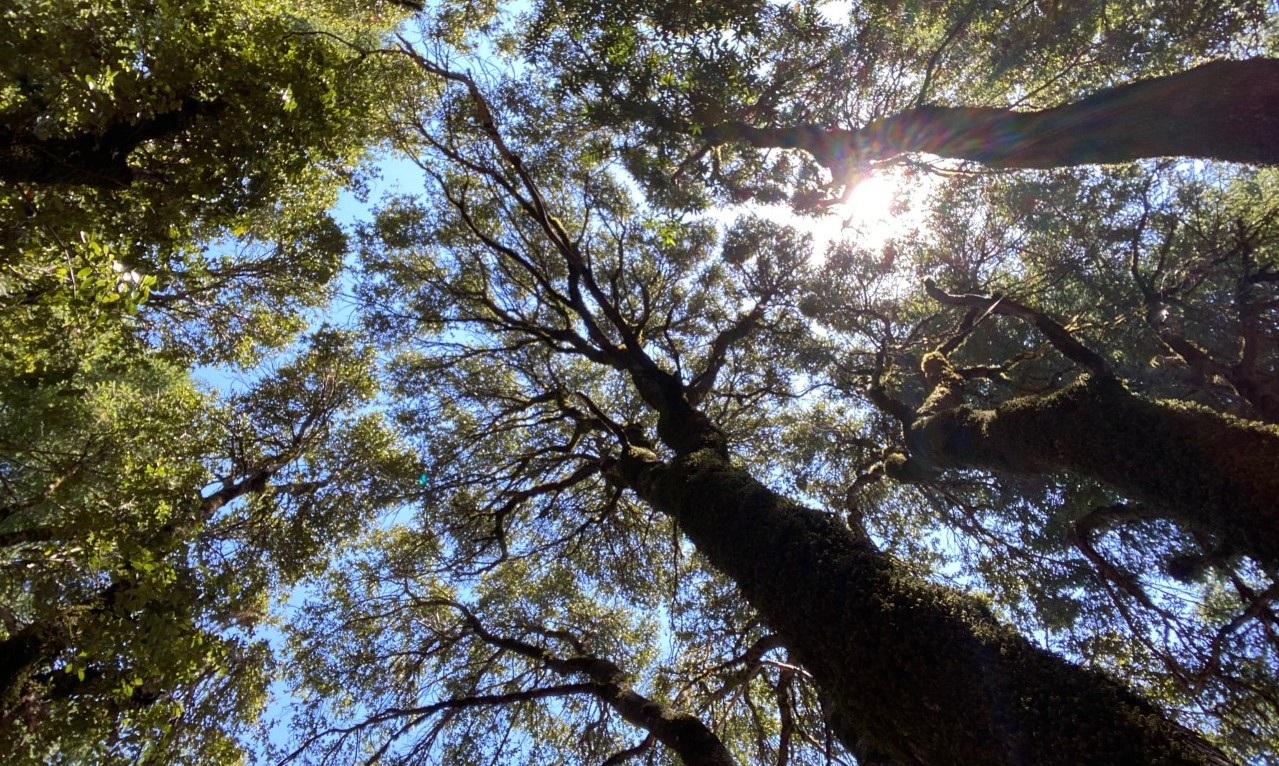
[598,341,1238,764]
[615,443,1232,766]
[889,376,1279,571]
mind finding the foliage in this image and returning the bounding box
[0,282,262,762]
[0,0,416,363]
[0,0,421,761]
[0,254,418,762]
[6,0,1279,764]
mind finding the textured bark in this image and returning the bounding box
[617,445,1231,766]
[707,58,1279,170]
[892,376,1279,570]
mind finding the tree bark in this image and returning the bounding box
[615,444,1231,765]
[707,58,1279,170]
[889,375,1279,571]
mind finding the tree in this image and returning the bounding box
[0,282,263,761]
[799,161,1279,757]
[0,0,423,760]
[0,283,417,762]
[523,0,1276,206]
[273,46,1272,763]
[520,12,1279,742]
[9,0,1279,763]
[0,0,396,198]
[858,279,1279,571]
[0,0,417,364]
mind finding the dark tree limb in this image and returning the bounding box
[923,278,1112,377]
[283,682,603,763]
[601,735,656,766]
[1066,504,1161,611]
[689,302,767,403]
[0,98,227,188]
[890,375,1279,571]
[0,577,136,728]
[445,602,741,766]
[0,526,57,548]
[400,51,727,456]
[704,58,1279,184]
[1130,207,1279,424]
[863,346,915,428]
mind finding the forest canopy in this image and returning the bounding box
[3,0,1279,764]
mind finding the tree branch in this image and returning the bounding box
[702,58,1279,196]
[688,302,767,403]
[0,97,227,188]
[441,601,741,766]
[923,278,1112,377]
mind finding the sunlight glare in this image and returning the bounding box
[706,169,932,267]
[812,173,905,252]
[778,169,932,262]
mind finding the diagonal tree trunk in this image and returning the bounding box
[706,58,1279,171]
[614,442,1233,766]
[886,374,1279,571]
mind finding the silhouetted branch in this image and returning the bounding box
[923,278,1112,377]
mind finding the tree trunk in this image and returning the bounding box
[615,444,1232,765]
[890,375,1279,570]
[709,58,1279,170]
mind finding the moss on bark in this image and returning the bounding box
[897,376,1279,570]
[619,446,1232,765]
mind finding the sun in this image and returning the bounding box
[804,172,914,256]
[708,168,932,265]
